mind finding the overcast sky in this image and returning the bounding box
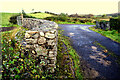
[0,0,119,15]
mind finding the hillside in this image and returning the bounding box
[27,13,55,19]
[97,12,120,17]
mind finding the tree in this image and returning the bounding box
[60,13,67,17]
[22,9,26,16]
[102,14,106,17]
[58,13,68,21]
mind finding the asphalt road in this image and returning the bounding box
[59,24,120,80]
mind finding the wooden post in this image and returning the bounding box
[21,14,23,25]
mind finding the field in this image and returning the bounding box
[27,13,55,19]
[0,12,54,27]
[0,13,19,27]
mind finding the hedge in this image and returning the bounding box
[110,18,120,32]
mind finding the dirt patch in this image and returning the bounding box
[0,27,17,32]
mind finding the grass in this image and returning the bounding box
[0,12,19,27]
[27,13,55,19]
[57,29,83,79]
[1,26,49,79]
[56,21,95,25]
[89,26,120,43]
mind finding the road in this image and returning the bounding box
[59,24,120,80]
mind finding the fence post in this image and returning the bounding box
[17,14,23,26]
[21,14,23,26]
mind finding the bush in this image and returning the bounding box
[44,16,68,22]
[9,15,20,24]
[110,18,120,32]
[80,20,85,23]
[57,16,68,21]
[9,14,37,25]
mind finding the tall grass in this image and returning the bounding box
[57,30,83,79]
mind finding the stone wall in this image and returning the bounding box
[17,16,58,73]
[96,21,110,30]
[22,18,58,30]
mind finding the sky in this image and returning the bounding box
[0,0,120,15]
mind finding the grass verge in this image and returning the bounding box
[56,21,95,25]
[56,29,83,79]
[89,26,120,43]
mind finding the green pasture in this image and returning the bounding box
[0,13,19,27]
[27,13,55,19]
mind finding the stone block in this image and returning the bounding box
[25,38,34,43]
[32,33,39,39]
[50,59,55,64]
[52,45,57,51]
[40,31,44,37]
[32,39,38,44]
[50,68,55,73]
[49,53,54,57]
[47,60,50,63]
[33,44,39,48]
[26,45,34,49]
[47,40,55,46]
[35,46,48,56]
[26,31,38,35]
[45,32,55,39]
[50,29,56,34]
[48,64,55,67]
[49,51,54,54]
[38,37,46,44]
[32,50,36,54]
[54,24,58,29]
[25,33,31,38]
[49,56,56,60]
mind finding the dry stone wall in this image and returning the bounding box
[96,21,110,30]
[22,18,58,29]
[17,16,58,73]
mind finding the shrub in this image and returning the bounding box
[80,20,85,23]
[44,15,68,22]
[9,15,20,24]
[110,18,120,32]
[9,14,36,25]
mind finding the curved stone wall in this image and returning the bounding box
[17,16,58,73]
[22,18,58,30]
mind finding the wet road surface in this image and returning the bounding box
[59,24,120,80]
